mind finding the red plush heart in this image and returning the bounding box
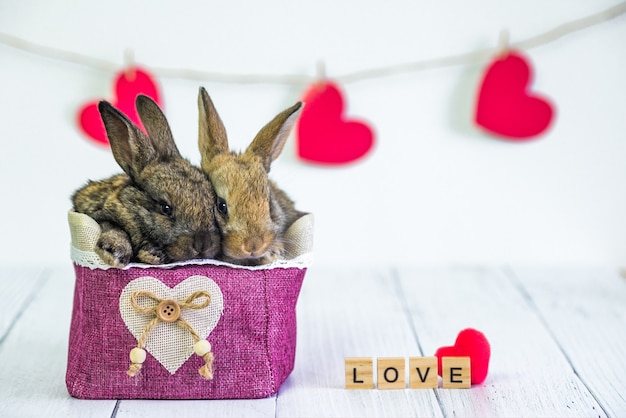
[475,50,554,140]
[78,67,162,146]
[296,81,374,165]
[435,328,491,385]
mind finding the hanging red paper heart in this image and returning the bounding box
[475,50,554,140]
[435,328,491,385]
[296,81,374,165]
[77,67,162,146]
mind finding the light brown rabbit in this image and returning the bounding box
[197,87,306,265]
[72,95,221,267]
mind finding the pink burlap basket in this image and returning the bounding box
[65,210,313,400]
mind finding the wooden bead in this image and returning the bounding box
[130,347,147,364]
[194,340,212,356]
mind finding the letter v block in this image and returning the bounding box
[409,356,438,388]
[345,357,374,389]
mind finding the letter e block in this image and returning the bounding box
[377,357,405,389]
[409,356,438,388]
[345,357,373,389]
[441,357,471,389]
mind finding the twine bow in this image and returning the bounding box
[126,289,216,380]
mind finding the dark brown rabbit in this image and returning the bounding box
[197,87,306,265]
[72,95,220,267]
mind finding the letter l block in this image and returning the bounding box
[345,357,374,389]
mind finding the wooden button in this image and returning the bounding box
[156,300,180,322]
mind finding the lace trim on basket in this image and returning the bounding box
[71,245,314,271]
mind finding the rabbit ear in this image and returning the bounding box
[247,102,303,172]
[99,101,158,179]
[135,94,181,160]
[198,87,229,170]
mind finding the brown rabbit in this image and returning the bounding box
[72,95,221,267]
[197,87,306,265]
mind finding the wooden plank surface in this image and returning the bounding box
[276,266,443,418]
[115,398,277,417]
[509,266,626,417]
[0,265,117,418]
[0,265,623,417]
[0,267,49,341]
[395,266,607,417]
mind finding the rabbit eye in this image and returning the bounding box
[216,197,228,216]
[160,203,173,217]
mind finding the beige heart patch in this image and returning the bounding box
[119,275,224,374]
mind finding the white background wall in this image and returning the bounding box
[1,0,625,268]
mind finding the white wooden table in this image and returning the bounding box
[1,264,625,417]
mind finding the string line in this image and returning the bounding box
[0,2,624,85]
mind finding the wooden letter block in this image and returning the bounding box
[409,356,438,388]
[377,357,405,389]
[345,357,374,389]
[441,357,471,389]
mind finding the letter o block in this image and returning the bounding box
[377,357,405,389]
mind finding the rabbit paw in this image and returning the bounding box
[137,247,168,265]
[260,245,285,265]
[96,230,133,267]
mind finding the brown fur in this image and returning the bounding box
[197,87,306,265]
[72,95,220,267]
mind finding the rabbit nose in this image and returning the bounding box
[243,237,268,257]
[193,232,212,255]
